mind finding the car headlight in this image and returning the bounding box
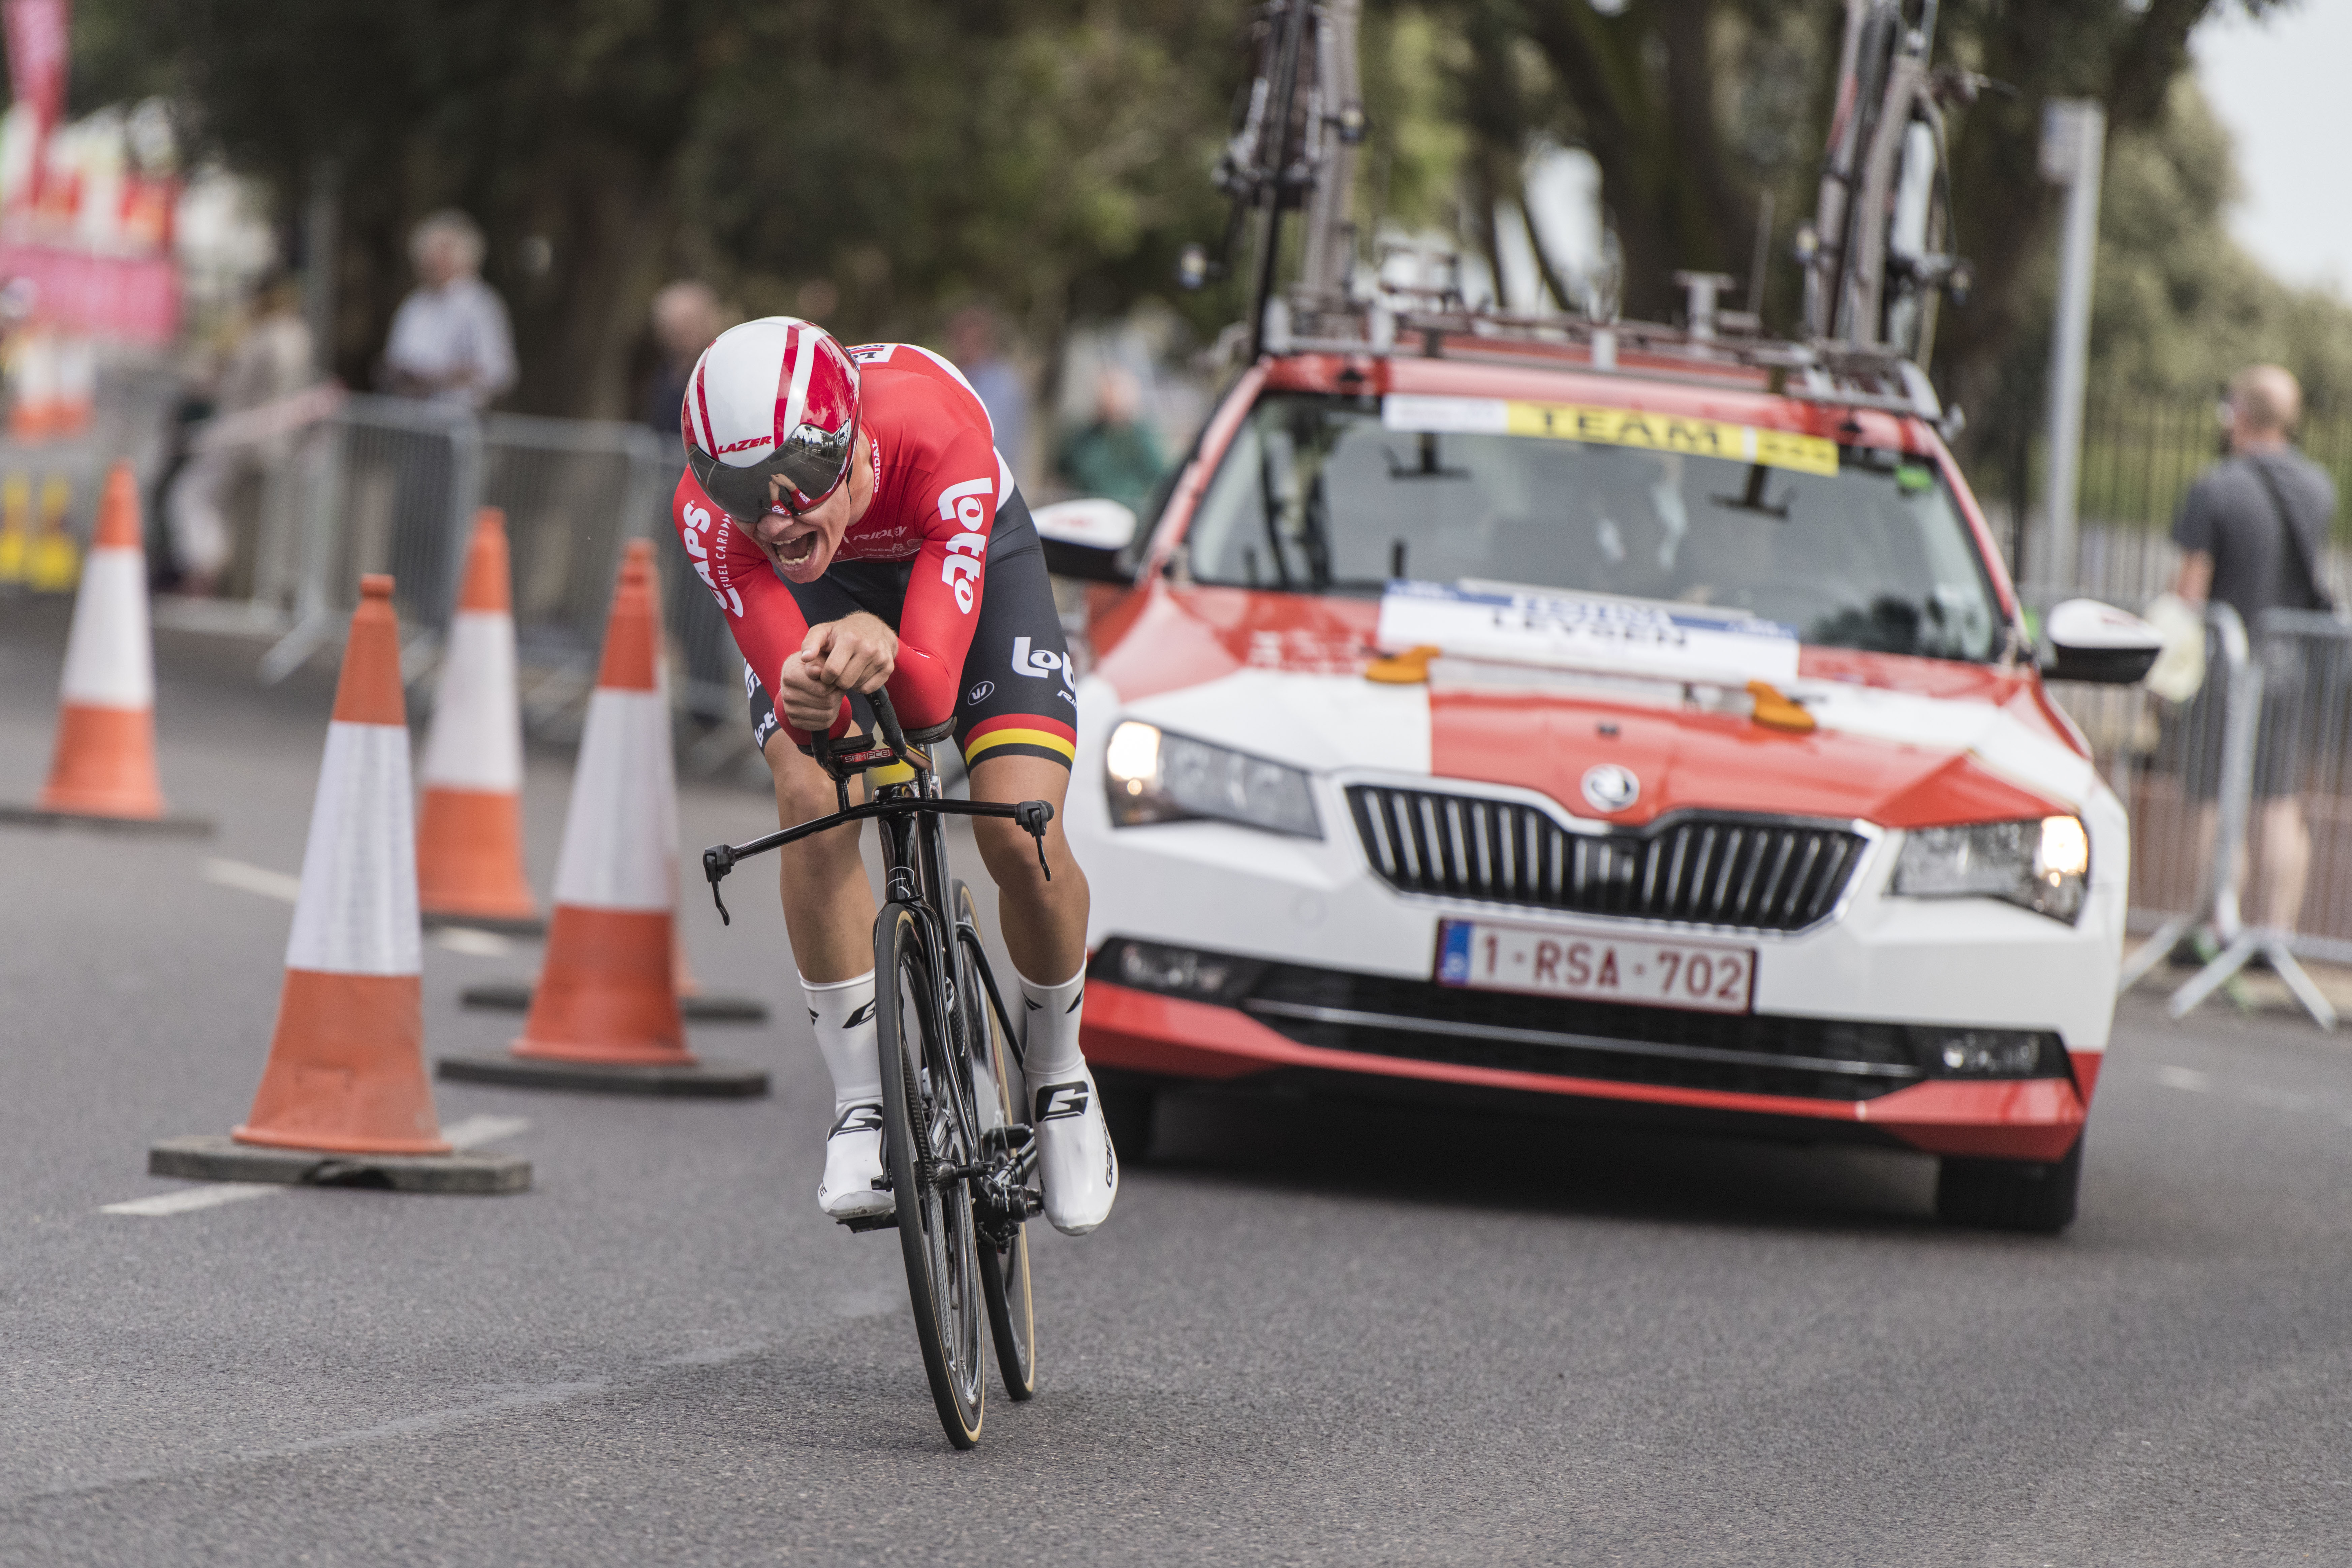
[1890,815,2089,923]
[1102,720,1321,837]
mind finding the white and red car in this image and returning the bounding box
[1040,339,2155,1232]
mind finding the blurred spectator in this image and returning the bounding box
[643,280,722,446]
[165,272,314,595]
[2172,363,2339,934]
[1054,366,1164,516]
[947,305,1028,477]
[381,210,514,408]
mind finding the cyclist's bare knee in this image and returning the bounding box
[966,753,1086,921]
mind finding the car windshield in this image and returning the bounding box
[1181,391,2004,662]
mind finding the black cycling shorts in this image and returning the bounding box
[746,490,1078,770]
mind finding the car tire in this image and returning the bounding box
[1934,1137,2082,1234]
[1093,1068,1157,1164]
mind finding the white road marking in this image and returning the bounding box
[433,926,514,957]
[2155,1066,2214,1092]
[101,1115,530,1217]
[102,1184,279,1217]
[202,857,302,903]
[443,1114,531,1149]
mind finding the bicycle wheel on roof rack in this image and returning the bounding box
[953,880,1037,1402]
[876,901,988,1448]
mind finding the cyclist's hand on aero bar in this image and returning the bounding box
[779,612,899,732]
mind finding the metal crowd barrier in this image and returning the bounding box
[2095,602,2339,1028]
[157,389,758,760]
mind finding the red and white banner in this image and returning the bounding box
[2,0,67,127]
[0,240,176,343]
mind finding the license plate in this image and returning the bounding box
[1436,919,1755,1014]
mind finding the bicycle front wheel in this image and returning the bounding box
[953,881,1036,1401]
[876,902,988,1448]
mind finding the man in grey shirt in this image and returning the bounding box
[2170,363,2338,933]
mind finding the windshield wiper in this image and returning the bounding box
[1255,444,1296,591]
[1384,431,1471,481]
[1301,465,1336,591]
[1710,462,1791,520]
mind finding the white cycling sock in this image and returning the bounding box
[1014,963,1088,1082]
[801,970,882,1107]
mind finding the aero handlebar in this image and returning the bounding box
[700,684,1054,926]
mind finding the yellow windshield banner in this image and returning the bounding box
[1501,402,1841,478]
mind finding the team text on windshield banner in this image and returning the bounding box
[1382,394,1840,477]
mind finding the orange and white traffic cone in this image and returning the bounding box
[642,537,768,1024]
[145,574,528,1192]
[439,546,765,1096]
[417,508,541,932]
[2,462,210,835]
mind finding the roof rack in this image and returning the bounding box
[1264,279,1956,437]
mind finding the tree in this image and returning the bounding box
[72,0,1248,419]
[1416,0,2291,458]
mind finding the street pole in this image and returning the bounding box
[2038,98,2105,594]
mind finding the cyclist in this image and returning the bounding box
[673,316,1117,1236]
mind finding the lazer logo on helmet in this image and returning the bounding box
[936,477,992,613]
[714,435,775,456]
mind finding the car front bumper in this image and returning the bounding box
[1071,728,2124,1167]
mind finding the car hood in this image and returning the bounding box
[1088,584,2103,827]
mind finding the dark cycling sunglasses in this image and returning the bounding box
[689,415,857,521]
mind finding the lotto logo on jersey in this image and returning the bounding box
[1010,636,1075,692]
[936,477,992,613]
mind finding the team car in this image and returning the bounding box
[1035,300,2159,1234]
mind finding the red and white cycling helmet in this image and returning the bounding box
[682,316,860,520]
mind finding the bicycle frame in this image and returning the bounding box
[697,687,1050,1240]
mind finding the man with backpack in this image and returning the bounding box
[2171,364,2339,935]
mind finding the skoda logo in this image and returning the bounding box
[1581,763,1640,814]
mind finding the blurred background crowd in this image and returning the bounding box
[0,0,2340,596]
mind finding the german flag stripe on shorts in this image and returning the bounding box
[961,713,1077,770]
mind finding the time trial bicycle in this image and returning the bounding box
[700,686,1047,1448]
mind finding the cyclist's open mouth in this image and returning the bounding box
[767,522,823,572]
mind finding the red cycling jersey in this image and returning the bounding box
[672,342,1010,736]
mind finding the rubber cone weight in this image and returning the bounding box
[459,980,769,1023]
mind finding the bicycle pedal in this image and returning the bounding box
[981,1123,1035,1156]
[838,1211,899,1234]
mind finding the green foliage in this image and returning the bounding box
[2087,79,2352,411]
[683,4,1241,351]
[60,0,2351,443]
[71,0,1247,416]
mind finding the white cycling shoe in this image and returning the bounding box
[1030,1066,1118,1236]
[818,1102,892,1222]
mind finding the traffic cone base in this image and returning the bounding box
[436,1051,769,1098]
[234,972,449,1154]
[150,1136,530,1193]
[458,980,770,1023]
[417,788,542,928]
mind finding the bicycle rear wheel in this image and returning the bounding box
[876,902,988,1447]
[953,881,1037,1401]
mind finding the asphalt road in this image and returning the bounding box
[2,599,2349,1566]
